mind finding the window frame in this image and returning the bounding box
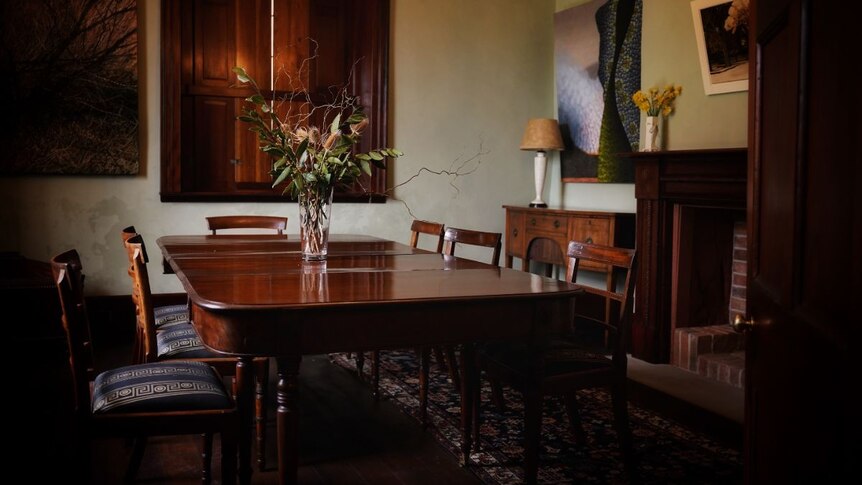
[160,0,390,203]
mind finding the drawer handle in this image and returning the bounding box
[553,220,560,229]
[530,218,536,226]
[585,236,593,244]
[513,228,519,237]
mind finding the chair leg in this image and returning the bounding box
[432,347,447,372]
[371,350,381,401]
[563,392,587,443]
[444,346,461,390]
[254,358,269,472]
[419,346,431,429]
[490,378,506,411]
[611,381,637,481]
[124,436,147,483]
[355,351,365,380]
[201,433,213,485]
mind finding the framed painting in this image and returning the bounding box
[0,0,139,175]
[555,0,641,183]
[691,0,749,95]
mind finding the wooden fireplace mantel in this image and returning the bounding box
[628,148,748,363]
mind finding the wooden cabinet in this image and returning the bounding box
[503,206,635,277]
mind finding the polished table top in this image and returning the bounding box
[158,234,580,355]
[157,233,580,485]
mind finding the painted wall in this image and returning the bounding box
[547,0,748,211]
[0,0,747,296]
[0,0,554,295]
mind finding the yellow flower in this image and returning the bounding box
[631,83,682,117]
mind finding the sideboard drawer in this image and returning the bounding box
[525,213,568,236]
[569,217,611,246]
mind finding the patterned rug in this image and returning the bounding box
[329,350,742,485]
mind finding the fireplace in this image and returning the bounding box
[627,148,748,364]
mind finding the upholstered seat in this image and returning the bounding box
[92,361,232,414]
[156,326,222,360]
[153,303,189,329]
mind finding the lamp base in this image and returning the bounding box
[529,202,548,208]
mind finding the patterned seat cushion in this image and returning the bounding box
[157,326,221,359]
[153,304,189,330]
[92,361,231,414]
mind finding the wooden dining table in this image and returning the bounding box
[157,233,580,485]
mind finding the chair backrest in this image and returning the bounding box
[123,234,160,363]
[442,227,503,266]
[51,249,94,417]
[206,215,288,234]
[564,241,637,361]
[409,219,445,253]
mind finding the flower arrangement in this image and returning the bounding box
[631,84,683,117]
[232,66,402,199]
[232,65,402,260]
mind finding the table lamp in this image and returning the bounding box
[520,118,564,208]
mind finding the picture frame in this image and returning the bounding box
[691,0,749,95]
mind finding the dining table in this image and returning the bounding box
[157,233,580,485]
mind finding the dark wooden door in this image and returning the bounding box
[745,0,856,482]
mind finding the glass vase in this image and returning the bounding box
[298,185,334,261]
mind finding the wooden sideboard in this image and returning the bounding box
[503,206,635,283]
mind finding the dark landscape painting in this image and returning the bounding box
[0,0,139,175]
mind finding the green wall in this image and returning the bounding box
[547,0,747,210]
[0,0,746,295]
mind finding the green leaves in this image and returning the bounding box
[232,66,251,83]
[234,66,404,196]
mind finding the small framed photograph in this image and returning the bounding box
[691,0,750,95]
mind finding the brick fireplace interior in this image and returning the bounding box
[670,209,746,389]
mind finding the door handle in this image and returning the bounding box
[731,314,755,333]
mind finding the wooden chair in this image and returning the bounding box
[356,220,446,399]
[415,226,501,427]
[472,241,638,484]
[206,215,287,234]
[121,226,189,364]
[51,249,238,484]
[122,231,270,473]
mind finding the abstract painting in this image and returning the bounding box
[0,0,139,175]
[555,0,641,182]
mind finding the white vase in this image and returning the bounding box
[298,185,334,261]
[644,116,660,152]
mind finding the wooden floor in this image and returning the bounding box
[87,354,482,484]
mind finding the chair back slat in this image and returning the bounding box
[443,227,502,266]
[206,215,287,234]
[564,240,637,360]
[51,249,94,416]
[409,219,445,253]
[124,234,160,363]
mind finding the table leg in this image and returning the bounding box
[459,343,477,466]
[235,357,253,485]
[276,355,302,485]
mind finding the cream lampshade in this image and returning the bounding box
[520,118,564,208]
